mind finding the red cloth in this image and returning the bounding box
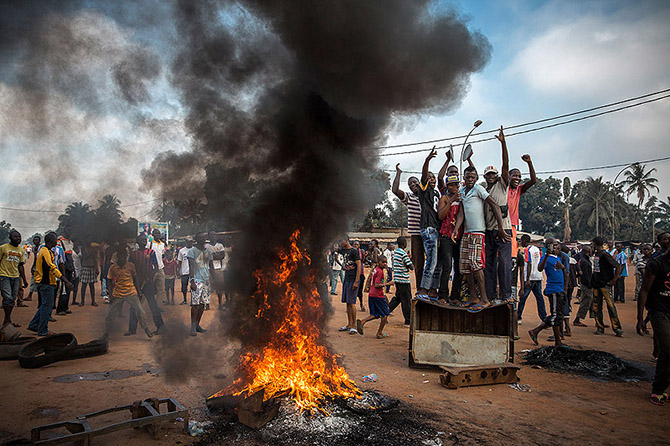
[439,201,463,239]
[368,266,386,298]
[507,186,523,226]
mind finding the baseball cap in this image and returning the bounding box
[483,165,499,175]
[185,235,195,242]
[446,175,460,185]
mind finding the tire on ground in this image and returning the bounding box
[65,339,108,360]
[18,333,78,368]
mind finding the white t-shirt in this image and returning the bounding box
[526,245,543,281]
[177,246,190,275]
[149,241,165,269]
[206,243,225,270]
[222,246,231,271]
[383,249,393,267]
[332,253,343,271]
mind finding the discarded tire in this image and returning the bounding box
[0,338,34,361]
[66,339,108,360]
[18,333,78,369]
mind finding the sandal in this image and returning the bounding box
[356,319,364,335]
[650,393,666,406]
[338,326,349,332]
[502,296,514,304]
[528,330,539,346]
[11,322,21,327]
[467,303,489,313]
[376,333,388,339]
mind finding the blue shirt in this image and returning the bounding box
[392,248,413,284]
[187,246,213,282]
[542,254,565,294]
[460,183,489,234]
[615,251,628,277]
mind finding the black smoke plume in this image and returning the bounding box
[145,0,491,381]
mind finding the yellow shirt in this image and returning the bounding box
[107,263,137,298]
[0,243,26,278]
[35,246,62,286]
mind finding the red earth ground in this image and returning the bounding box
[0,268,667,445]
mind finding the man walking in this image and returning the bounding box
[25,234,41,302]
[177,236,193,305]
[637,243,670,405]
[329,243,344,295]
[338,237,361,335]
[517,235,547,323]
[613,242,628,303]
[27,233,72,336]
[0,230,28,328]
[149,228,167,307]
[187,232,213,336]
[128,234,165,336]
[573,245,594,327]
[102,245,153,340]
[591,236,623,337]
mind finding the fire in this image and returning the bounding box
[209,230,359,413]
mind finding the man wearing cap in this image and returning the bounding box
[483,127,514,304]
[437,175,463,303]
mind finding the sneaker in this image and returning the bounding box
[517,319,522,325]
[56,312,67,316]
[65,310,72,314]
[180,300,187,305]
[123,331,136,336]
[594,329,604,335]
[49,317,57,322]
[615,330,624,338]
[196,325,207,333]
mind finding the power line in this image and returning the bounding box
[379,91,670,157]
[0,198,161,214]
[386,155,670,176]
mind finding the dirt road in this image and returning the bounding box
[0,274,666,445]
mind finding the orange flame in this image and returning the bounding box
[209,229,359,413]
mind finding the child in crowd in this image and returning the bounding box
[528,238,567,347]
[388,236,413,325]
[163,249,178,305]
[357,256,394,338]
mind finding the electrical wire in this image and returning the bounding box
[1,198,161,214]
[379,91,670,156]
[386,155,670,176]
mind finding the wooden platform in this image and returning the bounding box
[409,298,515,368]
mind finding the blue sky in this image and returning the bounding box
[1,0,668,237]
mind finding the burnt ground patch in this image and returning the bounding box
[524,346,653,382]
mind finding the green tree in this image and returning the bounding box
[570,177,613,239]
[57,202,94,242]
[518,177,563,237]
[656,196,670,234]
[618,163,659,239]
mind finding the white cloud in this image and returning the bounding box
[508,10,670,100]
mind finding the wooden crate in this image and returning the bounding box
[409,298,514,368]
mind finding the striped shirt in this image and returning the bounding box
[130,248,157,285]
[393,248,413,284]
[401,192,421,236]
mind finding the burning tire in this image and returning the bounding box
[18,333,78,369]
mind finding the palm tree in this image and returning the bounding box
[572,177,613,237]
[179,199,206,226]
[618,163,659,239]
[57,202,93,241]
[563,177,571,242]
[656,196,670,234]
[96,194,124,224]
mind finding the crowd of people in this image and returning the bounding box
[326,126,669,406]
[0,229,233,340]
